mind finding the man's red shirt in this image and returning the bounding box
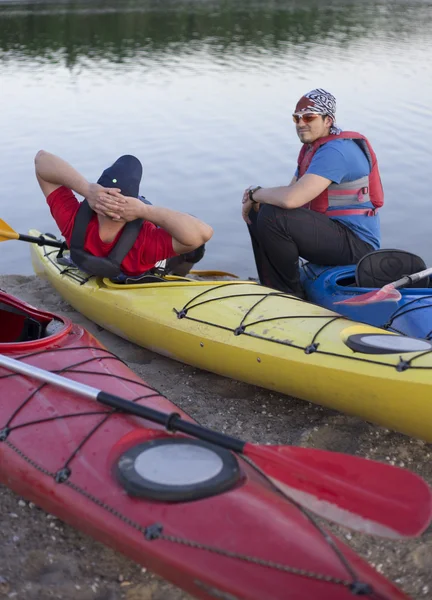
[47,186,177,276]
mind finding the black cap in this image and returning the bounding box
[97,155,142,198]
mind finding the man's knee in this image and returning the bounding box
[165,244,206,276]
[256,204,284,234]
[181,244,205,264]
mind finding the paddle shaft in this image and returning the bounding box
[13,232,64,249]
[392,267,432,289]
[0,354,245,452]
[0,224,239,278]
[2,353,431,537]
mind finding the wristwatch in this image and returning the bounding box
[248,186,262,203]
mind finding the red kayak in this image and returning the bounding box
[0,291,417,599]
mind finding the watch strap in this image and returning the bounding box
[248,186,262,203]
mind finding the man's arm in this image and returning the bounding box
[94,195,213,254]
[250,173,331,209]
[35,150,93,198]
[145,205,213,254]
[34,150,121,214]
[243,142,350,214]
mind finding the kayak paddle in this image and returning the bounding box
[0,353,431,538]
[335,267,432,306]
[0,219,64,249]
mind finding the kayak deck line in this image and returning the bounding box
[142,527,360,591]
[0,346,368,596]
[42,246,432,372]
[173,292,432,371]
[383,296,432,338]
[0,437,364,593]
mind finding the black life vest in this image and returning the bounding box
[69,200,143,278]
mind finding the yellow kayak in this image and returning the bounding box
[30,230,432,441]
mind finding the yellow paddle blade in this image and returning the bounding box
[0,219,19,242]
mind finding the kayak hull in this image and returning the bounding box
[30,234,432,441]
[300,263,432,340]
[0,290,410,600]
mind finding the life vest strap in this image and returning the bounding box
[326,207,377,217]
[329,186,369,201]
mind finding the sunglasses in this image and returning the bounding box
[292,113,322,124]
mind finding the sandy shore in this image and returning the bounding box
[0,273,431,600]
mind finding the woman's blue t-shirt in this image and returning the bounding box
[298,139,381,250]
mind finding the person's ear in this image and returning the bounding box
[324,115,333,128]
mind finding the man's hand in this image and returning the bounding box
[87,183,123,218]
[94,194,145,222]
[242,187,260,225]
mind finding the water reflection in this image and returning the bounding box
[1,0,431,68]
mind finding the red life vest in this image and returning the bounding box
[297,131,384,217]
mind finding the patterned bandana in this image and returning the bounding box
[294,88,341,135]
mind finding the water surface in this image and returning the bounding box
[1,0,431,276]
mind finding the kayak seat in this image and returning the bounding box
[110,272,171,285]
[56,250,201,284]
[355,249,429,289]
[16,317,45,342]
[56,254,171,284]
[110,252,205,284]
[0,302,65,343]
[0,302,44,343]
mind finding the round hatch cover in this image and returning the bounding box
[116,438,240,502]
[344,333,432,354]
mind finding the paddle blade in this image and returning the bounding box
[244,443,432,538]
[335,284,402,306]
[0,219,19,242]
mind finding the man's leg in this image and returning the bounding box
[246,205,267,284]
[253,205,373,295]
[140,197,206,276]
[165,245,206,276]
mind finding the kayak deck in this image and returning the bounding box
[30,234,432,441]
[0,290,410,600]
[300,262,432,340]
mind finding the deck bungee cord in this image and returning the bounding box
[43,247,432,372]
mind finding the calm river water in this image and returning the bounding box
[0,0,431,276]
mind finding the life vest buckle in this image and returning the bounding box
[358,186,369,201]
